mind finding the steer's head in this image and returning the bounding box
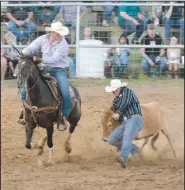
[101,106,120,142]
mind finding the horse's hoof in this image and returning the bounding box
[48,159,55,165]
[37,148,44,156]
[65,146,72,153]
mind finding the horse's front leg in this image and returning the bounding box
[25,122,37,149]
[46,124,55,164]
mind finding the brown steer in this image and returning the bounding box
[101,102,177,157]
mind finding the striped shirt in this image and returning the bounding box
[113,87,142,120]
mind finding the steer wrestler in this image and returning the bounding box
[105,79,143,168]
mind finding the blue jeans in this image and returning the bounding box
[19,69,71,119]
[8,21,36,41]
[19,87,27,105]
[67,57,76,78]
[108,116,143,165]
[49,69,70,119]
[120,18,147,40]
[120,52,129,66]
[141,55,167,77]
[33,7,59,24]
[103,2,116,21]
[164,18,184,41]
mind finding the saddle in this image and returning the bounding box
[42,75,77,110]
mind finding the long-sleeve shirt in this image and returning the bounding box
[113,87,142,120]
[22,34,69,68]
[59,2,87,27]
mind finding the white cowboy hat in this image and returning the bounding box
[45,22,69,36]
[105,79,128,93]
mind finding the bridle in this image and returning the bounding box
[18,58,59,126]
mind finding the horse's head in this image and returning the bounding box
[17,55,41,88]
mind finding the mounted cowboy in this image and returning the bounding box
[18,22,71,131]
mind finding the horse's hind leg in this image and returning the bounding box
[36,135,48,156]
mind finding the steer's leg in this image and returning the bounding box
[161,128,177,158]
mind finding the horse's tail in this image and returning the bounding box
[73,86,81,106]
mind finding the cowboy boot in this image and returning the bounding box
[57,114,70,131]
[17,108,26,126]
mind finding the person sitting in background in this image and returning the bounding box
[33,1,59,27]
[67,48,76,79]
[102,1,119,27]
[151,2,163,27]
[1,32,19,79]
[104,48,116,78]
[163,1,184,45]
[116,34,131,79]
[118,1,147,44]
[167,37,181,79]
[57,1,87,43]
[82,27,93,40]
[6,1,36,45]
[1,48,8,83]
[140,24,167,77]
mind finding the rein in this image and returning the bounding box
[21,62,59,125]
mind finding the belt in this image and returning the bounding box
[125,114,142,120]
[51,67,66,70]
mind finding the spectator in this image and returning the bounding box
[57,1,87,43]
[82,27,93,40]
[167,37,181,79]
[1,49,8,83]
[67,48,76,79]
[140,24,167,77]
[1,32,19,78]
[151,2,163,27]
[6,1,36,45]
[116,34,131,78]
[33,1,59,27]
[102,1,119,27]
[104,48,116,78]
[163,1,184,45]
[118,1,147,44]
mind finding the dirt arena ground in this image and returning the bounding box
[1,79,184,190]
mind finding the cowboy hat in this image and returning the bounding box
[105,79,128,93]
[45,22,69,36]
